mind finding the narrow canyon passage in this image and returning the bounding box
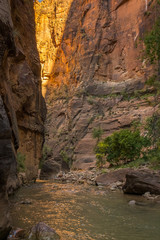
[34,0,155,176]
[1,0,160,239]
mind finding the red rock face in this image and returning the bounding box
[47,0,148,89]
[35,0,157,173]
[9,0,46,182]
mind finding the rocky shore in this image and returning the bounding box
[52,167,160,195]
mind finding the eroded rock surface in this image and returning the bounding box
[34,0,157,172]
[0,0,45,237]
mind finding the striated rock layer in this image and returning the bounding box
[0,0,45,238]
[35,0,157,174]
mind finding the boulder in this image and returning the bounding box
[40,157,69,180]
[96,168,132,186]
[28,222,60,240]
[123,170,160,195]
[40,161,61,180]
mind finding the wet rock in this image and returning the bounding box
[28,222,60,240]
[128,200,136,206]
[143,192,160,201]
[135,201,148,206]
[8,228,26,239]
[128,200,148,207]
[109,181,123,191]
[123,170,160,195]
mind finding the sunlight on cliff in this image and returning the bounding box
[34,0,73,97]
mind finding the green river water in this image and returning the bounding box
[10,181,160,240]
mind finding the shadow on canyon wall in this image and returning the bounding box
[40,0,158,173]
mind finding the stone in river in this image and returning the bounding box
[28,222,60,240]
[123,170,160,195]
[7,228,26,239]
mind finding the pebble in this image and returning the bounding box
[143,192,159,200]
[128,200,136,206]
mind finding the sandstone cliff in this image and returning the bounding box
[35,0,156,173]
[0,0,45,238]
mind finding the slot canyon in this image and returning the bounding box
[0,0,160,239]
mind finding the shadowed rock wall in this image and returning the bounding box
[0,0,45,238]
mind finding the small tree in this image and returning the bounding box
[95,129,150,166]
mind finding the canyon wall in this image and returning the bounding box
[0,0,45,238]
[35,0,156,174]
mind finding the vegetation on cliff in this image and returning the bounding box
[95,128,150,167]
[95,2,160,169]
[17,153,26,172]
[95,117,160,169]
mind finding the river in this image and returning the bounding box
[10,180,160,240]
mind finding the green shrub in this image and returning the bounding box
[17,152,26,172]
[92,127,103,142]
[95,129,150,166]
[144,16,160,65]
[143,148,160,169]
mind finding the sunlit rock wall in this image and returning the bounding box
[35,0,156,172]
[34,0,73,96]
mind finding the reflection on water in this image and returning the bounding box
[10,181,160,240]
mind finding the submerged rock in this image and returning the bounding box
[128,200,136,206]
[28,222,60,240]
[123,170,160,195]
[7,228,26,239]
